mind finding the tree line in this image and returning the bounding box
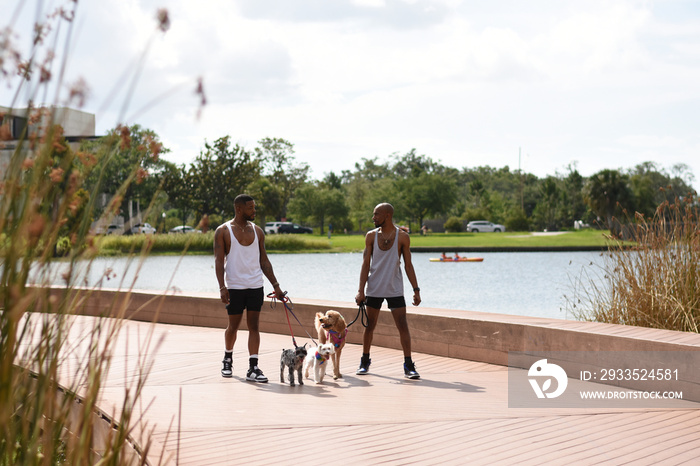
[81,125,697,234]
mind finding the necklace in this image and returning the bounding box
[232,221,249,231]
[378,228,394,246]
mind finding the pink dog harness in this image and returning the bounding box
[328,329,347,349]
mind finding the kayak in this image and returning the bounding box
[430,257,484,262]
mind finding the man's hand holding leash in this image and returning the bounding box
[271,282,285,301]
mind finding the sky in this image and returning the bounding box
[4,0,700,187]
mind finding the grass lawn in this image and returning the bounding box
[320,229,620,253]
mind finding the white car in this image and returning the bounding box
[466,220,505,233]
[130,222,156,235]
[265,222,285,234]
[169,225,202,234]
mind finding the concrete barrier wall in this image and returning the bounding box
[55,287,700,402]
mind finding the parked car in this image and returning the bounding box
[130,222,156,235]
[277,222,313,234]
[169,225,202,234]
[105,224,123,235]
[265,221,285,234]
[466,220,505,233]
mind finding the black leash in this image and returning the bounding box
[347,301,369,328]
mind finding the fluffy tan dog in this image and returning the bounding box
[314,310,347,379]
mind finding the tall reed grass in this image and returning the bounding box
[568,194,700,332]
[1,2,184,464]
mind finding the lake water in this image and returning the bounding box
[44,251,605,320]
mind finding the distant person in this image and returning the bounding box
[421,224,428,235]
[355,202,421,379]
[441,252,449,260]
[328,223,333,239]
[214,194,285,383]
[455,252,461,259]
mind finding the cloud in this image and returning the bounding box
[4,0,700,187]
[235,0,451,29]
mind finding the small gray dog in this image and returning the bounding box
[280,343,308,386]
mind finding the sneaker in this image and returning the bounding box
[221,358,233,378]
[246,366,268,383]
[356,357,371,375]
[404,362,420,379]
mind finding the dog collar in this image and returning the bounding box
[315,351,328,364]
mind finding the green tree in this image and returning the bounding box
[256,137,309,220]
[246,177,283,226]
[532,176,560,230]
[82,124,169,223]
[584,169,634,234]
[560,165,587,226]
[288,184,349,234]
[187,136,261,219]
[390,150,457,230]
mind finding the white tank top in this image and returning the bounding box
[224,222,264,289]
[365,227,404,298]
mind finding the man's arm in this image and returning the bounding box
[214,226,229,304]
[257,226,285,299]
[399,230,421,306]
[355,231,374,305]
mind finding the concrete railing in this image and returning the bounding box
[55,287,700,403]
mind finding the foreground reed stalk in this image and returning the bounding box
[569,194,700,332]
[1,2,184,464]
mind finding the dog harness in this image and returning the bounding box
[328,329,347,349]
[314,351,329,364]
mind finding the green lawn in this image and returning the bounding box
[320,229,619,252]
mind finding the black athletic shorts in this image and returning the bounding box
[365,296,406,310]
[225,287,264,315]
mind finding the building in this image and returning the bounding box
[0,105,97,174]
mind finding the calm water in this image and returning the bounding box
[44,251,604,320]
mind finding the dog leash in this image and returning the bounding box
[347,301,369,328]
[267,291,317,346]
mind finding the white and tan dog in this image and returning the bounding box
[315,310,347,379]
[303,343,335,384]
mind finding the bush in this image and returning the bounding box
[443,217,463,233]
[505,209,530,232]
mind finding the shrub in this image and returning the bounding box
[443,217,463,233]
[505,209,530,232]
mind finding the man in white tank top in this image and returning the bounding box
[214,194,285,382]
[355,203,421,379]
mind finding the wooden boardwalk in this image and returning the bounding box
[74,316,700,465]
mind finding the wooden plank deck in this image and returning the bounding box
[67,316,700,465]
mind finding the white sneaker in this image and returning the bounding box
[221,358,233,378]
[246,366,268,383]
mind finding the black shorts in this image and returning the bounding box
[365,296,406,310]
[225,287,264,315]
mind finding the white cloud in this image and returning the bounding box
[4,0,700,187]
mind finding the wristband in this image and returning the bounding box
[272,282,279,287]
[220,285,227,291]
[413,287,420,292]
